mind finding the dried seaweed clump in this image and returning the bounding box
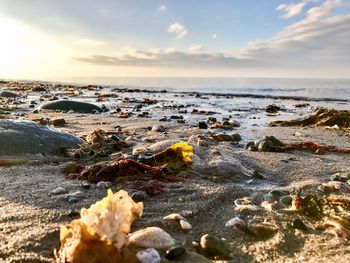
[55,189,143,263]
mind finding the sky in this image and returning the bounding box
[0,0,349,80]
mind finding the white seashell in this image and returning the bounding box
[179,220,192,231]
[136,248,161,263]
[225,217,245,228]
[163,213,185,222]
[132,147,148,155]
[128,227,176,249]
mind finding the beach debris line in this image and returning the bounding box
[246,135,350,154]
[269,108,350,128]
[65,141,195,195]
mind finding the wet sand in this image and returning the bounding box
[1,81,350,262]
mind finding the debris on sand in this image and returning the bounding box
[269,108,350,128]
[55,189,143,263]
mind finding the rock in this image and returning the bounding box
[65,191,84,203]
[292,219,307,230]
[159,117,167,122]
[179,220,192,232]
[200,234,232,259]
[266,104,281,113]
[279,195,293,206]
[258,140,273,152]
[39,100,103,113]
[212,134,234,142]
[136,248,161,263]
[128,227,176,249]
[198,121,208,129]
[0,120,82,156]
[131,191,148,203]
[165,245,186,260]
[0,90,20,97]
[152,125,165,132]
[50,187,67,195]
[170,115,183,120]
[231,133,242,142]
[49,118,66,127]
[252,170,265,179]
[96,181,113,189]
[81,182,90,189]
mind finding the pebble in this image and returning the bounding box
[81,181,90,189]
[200,234,232,259]
[65,191,84,203]
[152,125,165,132]
[50,187,67,195]
[165,245,186,260]
[279,195,293,206]
[96,181,113,189]
[198,121,208,129]
[231,133,242,142]
[67,196,81,203]
[131,191,148,203]
[292,219,307,230]
[49,118,66,127]
[136,248,161,263]
[132,147,148,155]
[159,117,167,122]
[225,217,245,228]
[0,90,20,97]
[258,140,273,152]
[163,213,185,222]
[179,220,192,232]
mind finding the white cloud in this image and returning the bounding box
[276,1,307,19]
[75,1,350,77]
[158,5,167,11]
[212,33,217,39]
[167,22,188,39]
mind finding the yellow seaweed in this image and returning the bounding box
[169,142,194,163]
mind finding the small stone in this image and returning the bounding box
[258,140,273,152]
[231,133,242,142]
[266,104,280,113]
[81,181,90,189]
[179,220,192,232]
[315,148,325,155]
[248,145,258,151]
[200,234,232,259]
[159,117,167,122]
[198,121,208,129]
[225,217,245,228]
[165,245,186,260]
[0,90,20,97]
[170,115,183,120]
[152,125,165,132]
[279,195,292,206]
[96,181,113,189]
[136,248,161,263]
[67,196,80,203]
[49,118,66,127]
[292,219,307,231]
[132,147,148,155]
[65,191,84,203]
[131,191,148,203]
[50,187,67,195]
[66,209,80,217]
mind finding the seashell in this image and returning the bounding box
[128,227,176,249]
[163,213,185,222]
[132,147,148,155]
[179,220,192,231]
[136,248,161,263]
[225,217,245,228]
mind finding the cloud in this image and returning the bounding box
[158,5,167,11]
[167,23,188,39]
[212,33,217,39]
[75,1,350,77]
[78,38,107,47]
[277,2,307,18]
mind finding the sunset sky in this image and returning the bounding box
[0,0,349,80]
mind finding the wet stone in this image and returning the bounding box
[152,125,165,132]
[279,195,293,206]
[131,191,148,203]
[39,100,103,113]
[166,245,186,260]
[292,219,307,231]
[81,182,90,189]
[50,187,67,195]
[198,121,208,129]
[0,120,82,156]
[0,90,20,98]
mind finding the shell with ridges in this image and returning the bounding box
[128,227,176,249]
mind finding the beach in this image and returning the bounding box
[1,80,350,262]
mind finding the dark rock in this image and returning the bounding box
[231,133,242,142]
[152,125,165,132]
[81,182,90,189]
[0,119,82,156]
[165,245,186,260]
[159,117,167,122]
[0,90,20,98]
[131,191,147,203]
[170,115,183,120]
[258,140,273,152]
[39,100,103,113]
[291,219,307,231]
[279,195,292,206]
[49,118,66,127]
[266,104,281,113]
[198,121,208,129]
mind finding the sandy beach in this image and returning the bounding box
[1,81,350,262]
